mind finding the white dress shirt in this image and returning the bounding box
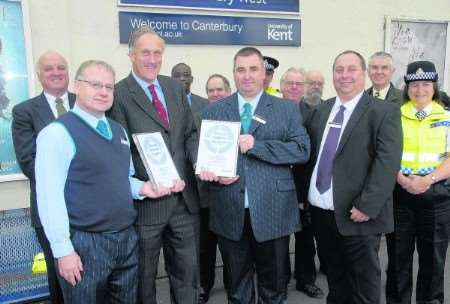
[308,91,364,210]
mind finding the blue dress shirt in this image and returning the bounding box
[237,90,263,208]
[35,105,144,258]
[131,71,169,117]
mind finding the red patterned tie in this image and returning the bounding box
[148,84,169,128]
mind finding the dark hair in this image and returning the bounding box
[205,74,231,94]
[333,50,366,71]
[403,81,440,102]
[233,47,264,69]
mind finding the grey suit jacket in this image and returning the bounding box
[189,93,211,208]
[109,74,199,225]
[367,83,403,105]
[202,92,310,242]
[303,92,402,236]
[12,92,75,227]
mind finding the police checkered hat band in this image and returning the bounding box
[404,60,438,83]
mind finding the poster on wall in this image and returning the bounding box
[0,0,33,182]
[118,0,299,14]
[386,18,449,90]
[119,12,301,46]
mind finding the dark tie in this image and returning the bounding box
[55,97,67,117]
[373,91,380,98]
[241,103,252,134]
[416,110,427,121]
[96,120,109,138]
[316,105,346,194]
[148,84,169,128]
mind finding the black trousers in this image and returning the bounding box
[311,206,381,304]
[386,183,450,304]
[35,226,64,304]
[56,226,138,303]
[199,207,228,292]
[137,199,198,304]
[218,210,290,304]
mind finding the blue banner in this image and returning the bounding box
[118,0,299,14]
[119,12,301,46]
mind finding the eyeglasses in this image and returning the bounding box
[77,79,114,92]
[306,81,324,87]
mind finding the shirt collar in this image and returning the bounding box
[237,90,264,112]
[413,103,433,116]
[71,104,107,129]
[373,84,390,100]
[335,90,364,113]
[44,91,69,103]
[131,70,161,91]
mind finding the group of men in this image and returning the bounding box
[12,25,405,304]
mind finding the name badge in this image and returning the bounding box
[252,115,266,124]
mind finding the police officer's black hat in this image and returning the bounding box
[263,56,279,75]
[404,60,438,83]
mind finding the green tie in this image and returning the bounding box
[55,97,67,117]
[96,120,109,138]
[241,103,253,134]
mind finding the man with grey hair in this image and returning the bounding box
[12,50,74,304]
[304,70,325,107]
[367,51,403,104]
[35,60,167,302]
[109,27,199,304]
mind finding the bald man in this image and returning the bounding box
[12,50,75,304]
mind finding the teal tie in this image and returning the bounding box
[96,120,109,138]
[241,103,253,134]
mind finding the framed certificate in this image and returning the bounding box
[196,120,240,177]
[132,132,180,188]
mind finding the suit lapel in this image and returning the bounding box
[159,76,179,133]
[223,93,241,122]
[126,74,169,131]
[248,93,272,134]
[335,94,370,156]
[68,92,76,109]
[34,93,55,124]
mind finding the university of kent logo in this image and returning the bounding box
[267,23,294,41]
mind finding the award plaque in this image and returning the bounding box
[132,132,180,188]
[195,120,240,177]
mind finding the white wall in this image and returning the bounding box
[2,0,450,210]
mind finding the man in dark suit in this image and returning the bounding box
[12,50,74,304]
[280,67,325,299]
[108,27,199,304]
[199,47,310,303]
[302,50,402,304]
[366,51,403,105]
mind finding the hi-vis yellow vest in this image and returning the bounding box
[401,101,450,175]
[265,86,282,98]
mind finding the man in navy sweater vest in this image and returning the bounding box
[35,60,173,303]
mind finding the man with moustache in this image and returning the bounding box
[206,74,232,102]
[366,51,403,105]
[302,50,402,304]
[199,47,310,303]
[109,27,199,304]
[12,50,74,304]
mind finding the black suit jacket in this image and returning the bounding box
[189,93,210,208]
[303,92,402,236]
[367,83,403,105]
[109,74,199,225]
[12,92,75,227]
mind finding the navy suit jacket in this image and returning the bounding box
[12,92,75,227]
[202,92,310,242]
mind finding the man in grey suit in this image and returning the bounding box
[366,51,403,105]
[108,27,199,304]
[12,50,75,304]
[199,47,310,303]
[302,50,402,304]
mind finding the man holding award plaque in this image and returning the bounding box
[109,27,199,304]
[199,47,310,303]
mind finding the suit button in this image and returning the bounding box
[240,189,245,193]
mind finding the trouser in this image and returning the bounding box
[137,199,198,304]
[35,226,64,304]
[56,226,138,304]
[311,206,381,304]
[218,210,290,304]
[386,182,450,304]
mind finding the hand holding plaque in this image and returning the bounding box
[132,132,180,189]
[195,120,240,177]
